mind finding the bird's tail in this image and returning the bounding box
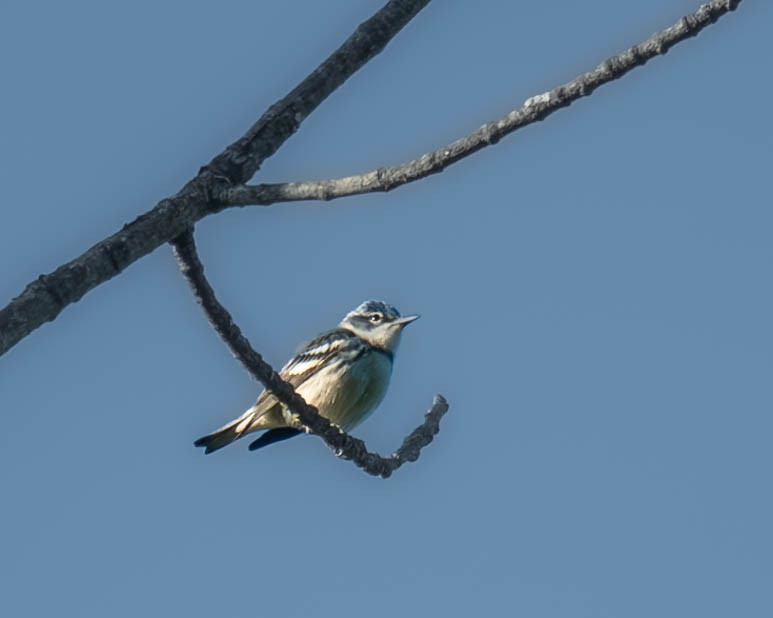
[248,427,303,451]
[194,412,256,454]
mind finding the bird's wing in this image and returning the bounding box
[249,328,360,417]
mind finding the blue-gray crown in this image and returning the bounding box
[340,300,419,354]
[350,300,401,320]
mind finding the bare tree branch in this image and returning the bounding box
[0,0,431,358]
[0,0,742,358]
[202,0,431,185]
[171,230,448,478]
[220,0,742,208]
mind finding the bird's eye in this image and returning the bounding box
[369,313,383,323]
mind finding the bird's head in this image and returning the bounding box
[340,300,419,354]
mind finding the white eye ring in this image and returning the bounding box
[369,313,383,323]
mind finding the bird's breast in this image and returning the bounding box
[295,349,393,431]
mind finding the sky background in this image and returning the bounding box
[1,1,771,617]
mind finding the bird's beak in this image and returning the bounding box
[395,314,420,327]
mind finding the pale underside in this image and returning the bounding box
[237,347,393,435]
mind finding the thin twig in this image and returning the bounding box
[171,230,448,478]
[221,0,742,208]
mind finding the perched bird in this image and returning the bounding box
[194,300,419,454]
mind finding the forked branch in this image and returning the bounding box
[0,0,432,358]
[0,0,742,360]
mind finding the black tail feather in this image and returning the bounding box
[248,428,303,451]
[194,424,243,454]
[194,435,216,451]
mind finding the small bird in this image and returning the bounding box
[194,300,419,453]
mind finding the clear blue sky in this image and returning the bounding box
[1,1,771,617]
